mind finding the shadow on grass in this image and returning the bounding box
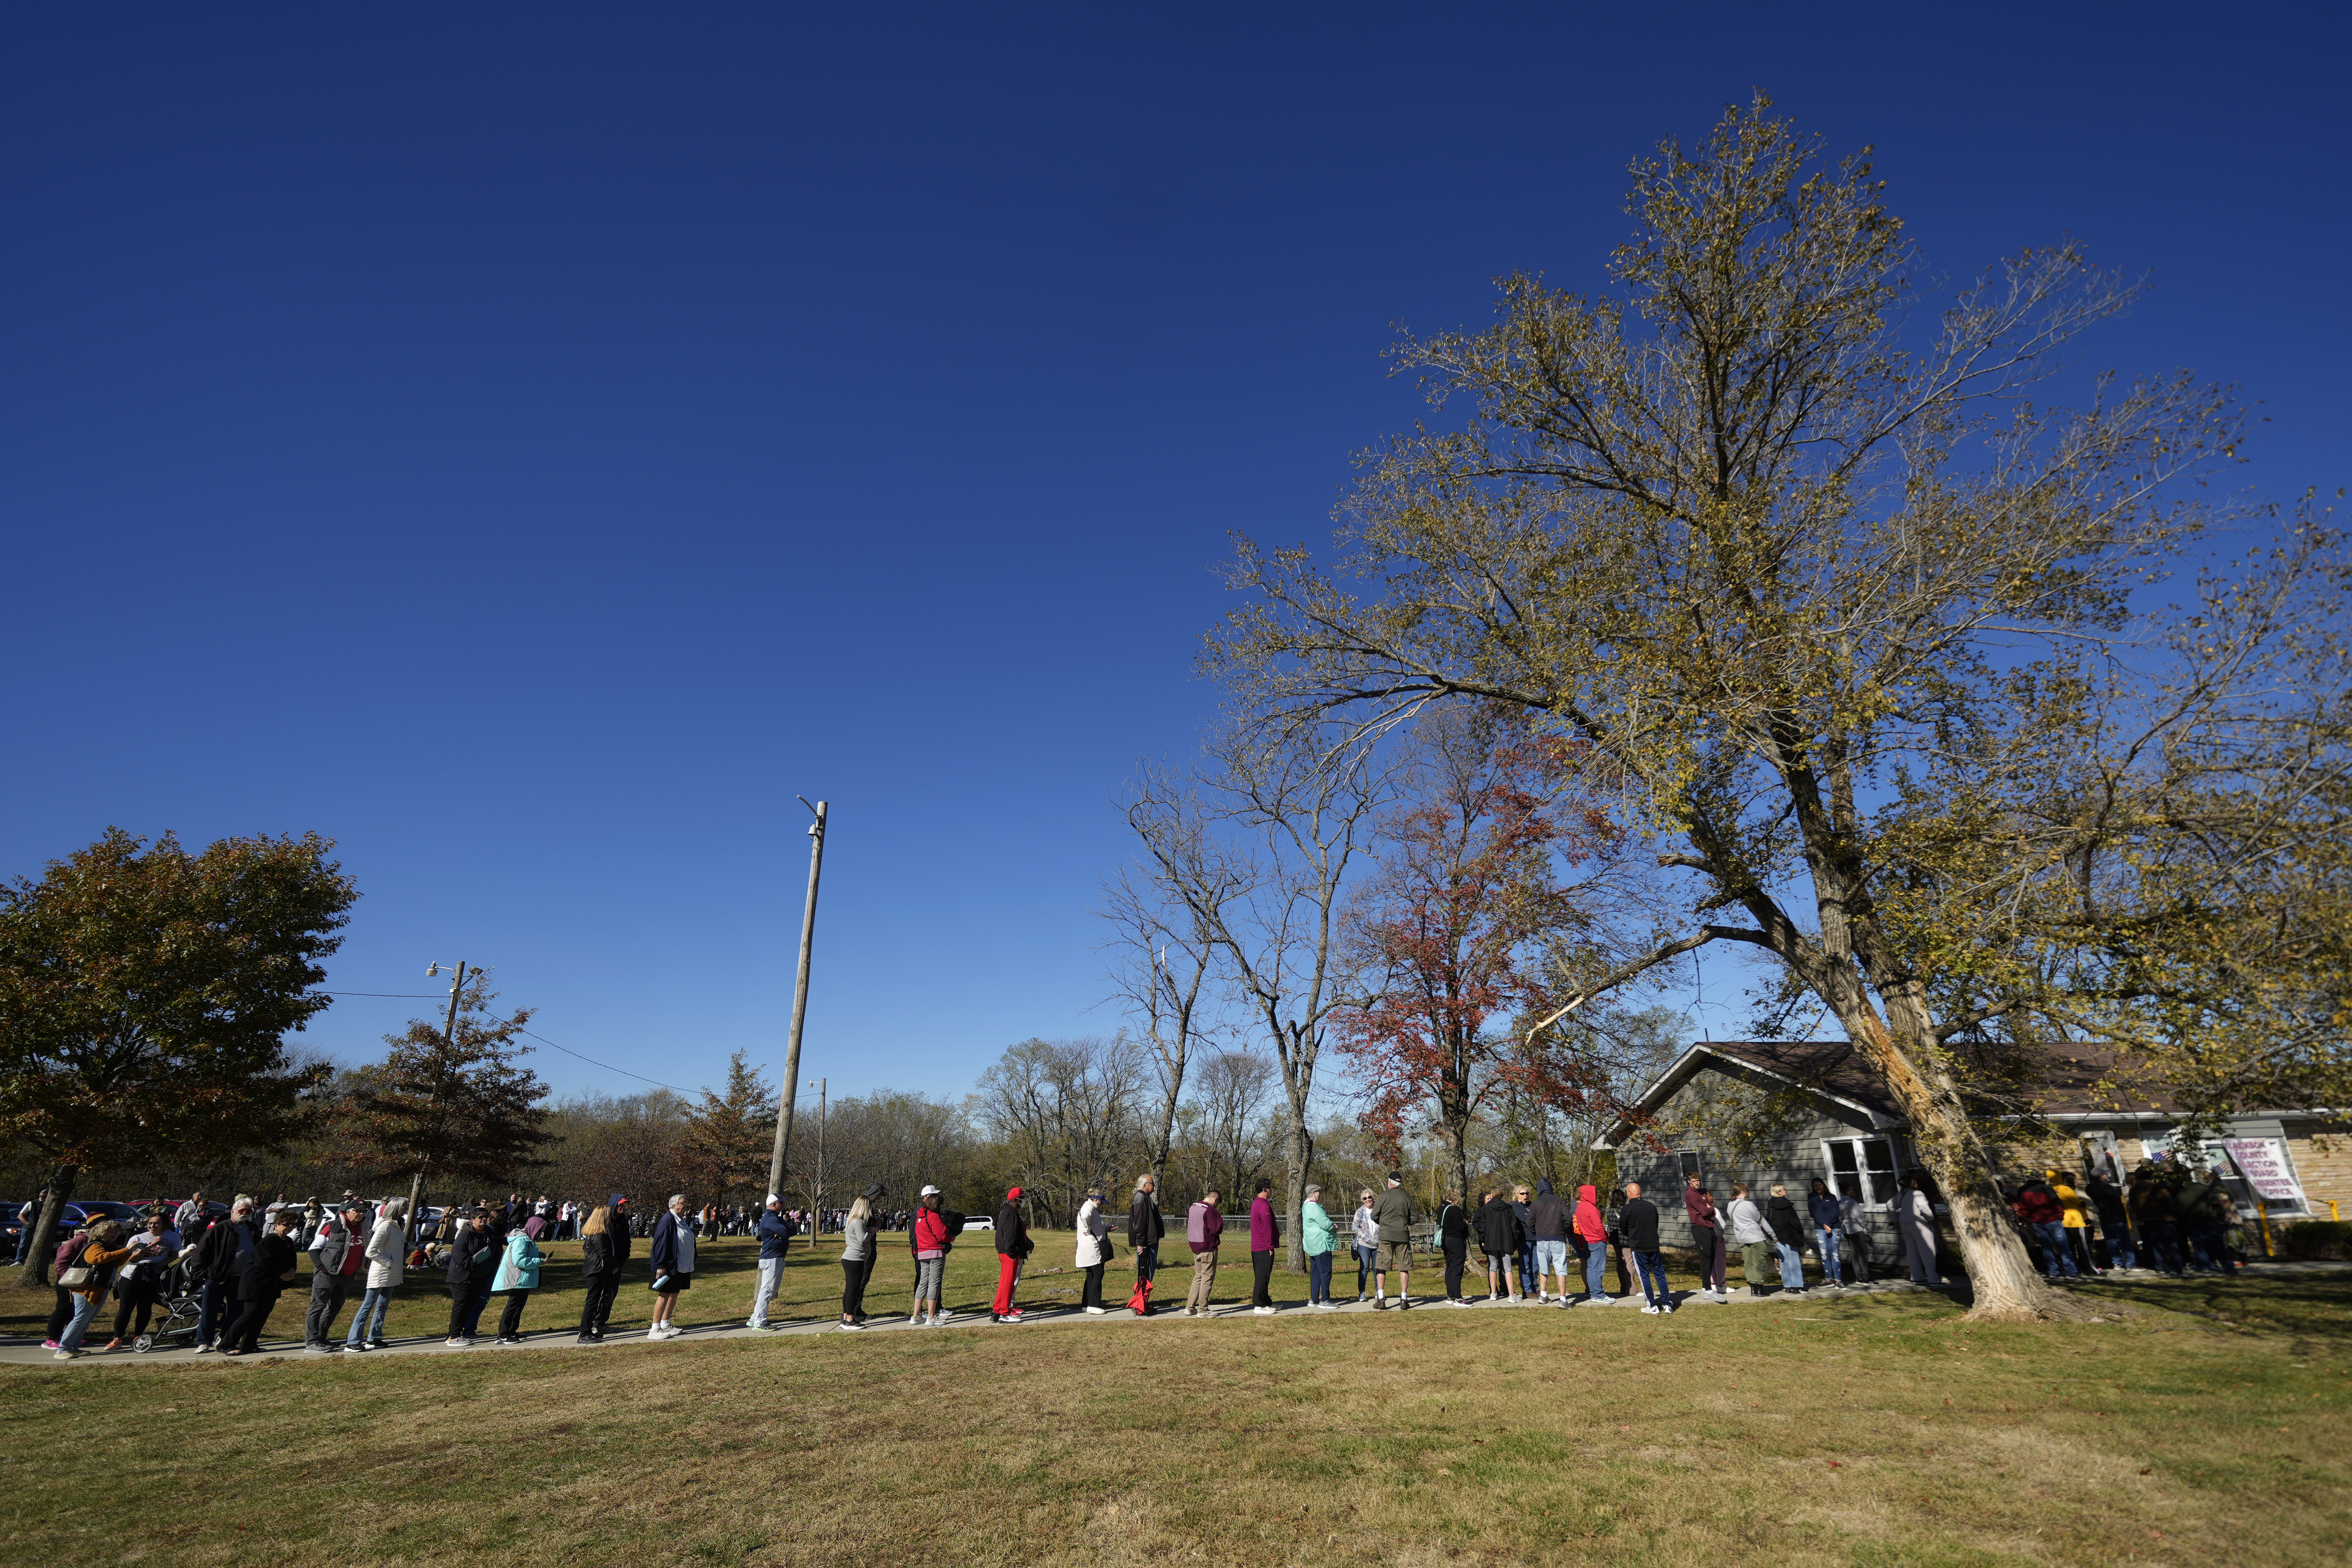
[2065,1271,2352,1345]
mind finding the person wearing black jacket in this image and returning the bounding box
[191,1196,258,1354]
[1528,1179,1572,1302]
[221,1212,300,1356]
[1128,1173,1164,1316]
[1618,1183,1671,1314]
[1434,1191,1473,1305]
[990,1187,1033,1323]
[444,1211,500,1344]
[1763,1184,1810,1295]
[576,1204,625,1343]
[1474,1188,1521,1303]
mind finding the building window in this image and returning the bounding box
[1823,1137,1899,1208]
[1678,1151,1701,1181]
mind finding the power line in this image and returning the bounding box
[323,992,698,1096]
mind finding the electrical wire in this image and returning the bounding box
[323,992,696,1096]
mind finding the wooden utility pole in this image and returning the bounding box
[405,959,468,1240]
[765,799,827,1204]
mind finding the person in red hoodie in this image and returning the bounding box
[910,1188,952,1326]
[1247,1178,1280,1315]
[1571,1183,1612,1305]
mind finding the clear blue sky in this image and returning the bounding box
[5,6,2345,1107]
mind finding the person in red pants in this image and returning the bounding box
[991,1187,1033,1322]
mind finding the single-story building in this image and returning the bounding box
[1595,1039,2345,1260]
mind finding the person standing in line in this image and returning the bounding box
[1475,1187,1519,1303]
[1128,1173,1165,1317]
[647,1193,696,1340]
[2180,1167,2241,1275]
[838,1188,877,1330]
[2085,1166,2135,1272]
[170,1190,204,1241]
[1836,1186,1874,1285]
[1727,1183,1773,1296]
[1076,1187,1112,1314]
[1806,1178,1846,1289]
[747,1195,793,1331]
[1300,1184,1337,1308]
[13,1191,43,1269]
[1371,1171,1416,1310]
[303,1201,370,1353]
[53,1221,140,1360]
[104,1210,178,1350]
[2014,1178,2075,1282]
[491,1217,545,1344]
[2051,1171,2103,1277]
[1620,1183,1672,1314]
[221,1211,301,1357]
[1352,1189,1381,1302]
[442,1211,495,1345]
[991,1186,1033,1323]
[346,1197,407,1350]
[1248,1178,1279,1315]
[1896,1171,1946,1286]
[1684,1176,1727,1303]
[191,1194,258,1353]
[299,1196,324,1248]
[1509,1184,1538,1300]
[912,1187,951,1325]
[1184,1187,1225,1317]
[1435,1189,1473,1306]
[575,1204,623,1343]
[1528,1179,1571,1302]
[42,1222,91,1348]
[1763,1184,1810,1294]
[1571,1183,1610,1305]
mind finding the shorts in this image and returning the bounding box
[1376,1240,1412,1273]
[655,1271,692,1294]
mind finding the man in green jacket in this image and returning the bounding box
[1371,1172,1416,1310]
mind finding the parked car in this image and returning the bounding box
[961,1217,995,1232]
[65,1200,143,1228]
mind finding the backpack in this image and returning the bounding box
[1187,1202,1211,1248]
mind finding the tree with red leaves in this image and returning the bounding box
[1339,709,1625,1203]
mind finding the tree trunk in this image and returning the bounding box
[14,1164,78,1290]
[1833,972,2095,1321]
[404,1167,428,1247]
[1283,1119,1315,1272]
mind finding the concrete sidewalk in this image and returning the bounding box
[5,1262,2332,1369]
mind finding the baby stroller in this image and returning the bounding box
[138,1281,205,1353]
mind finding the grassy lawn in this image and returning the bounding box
[2,1238,2346,1567]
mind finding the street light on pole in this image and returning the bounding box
[764,797,828,1209]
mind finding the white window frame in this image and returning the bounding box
[1820,1134,1901,1212]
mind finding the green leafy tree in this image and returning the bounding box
[0,828,356,1284]
[681,1049,777,1205]
[344,973,551,1216]
[1212,97,2346,1319]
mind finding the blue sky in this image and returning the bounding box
[4,6,2345,1108]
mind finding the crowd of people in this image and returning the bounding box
[26,1153,2250,1361]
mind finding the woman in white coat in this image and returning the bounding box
[345,1197,407,1350]
[1895,1172,1946,1287]
[1075,1188,1112,1314]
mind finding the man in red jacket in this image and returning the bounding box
[991,1187,1033,1323]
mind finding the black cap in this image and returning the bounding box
[1387,1170,1404,1183]
[862,1182,886,1200]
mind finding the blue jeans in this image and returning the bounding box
[1632,1250,1670,1307]
[1518,1240,1538,1294]
[459,1287,493,1338]
[58,1292,102,1352]
[1775,1241,1805,1289]
[2102,1222,2135,1270]
[2032,1221,2077,1279]
[1816,1228,1843,1284]
[1354,1244,1378,1295]
[1308,1250,1333,1303]
[2190,1225,2236,1273]
[199,1279,238,1347]
[1535,1238,1569,1285]
[347,1286,394,1343]
[12,1224,30,1268]
[1584,1242,1609,1298]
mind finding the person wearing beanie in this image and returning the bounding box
[1528,1179,1571,1302]
[991,1187,1033,1322]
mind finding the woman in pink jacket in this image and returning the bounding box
[1247,1179,1279,1315]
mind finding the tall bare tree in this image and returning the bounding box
[1212,97,2342,1319]
[970,1036,1148,1226]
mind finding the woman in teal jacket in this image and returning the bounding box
[1300,1185,1337,1308]
[490,1225,545,1344]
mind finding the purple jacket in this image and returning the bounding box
[1250,1194,1276,1252]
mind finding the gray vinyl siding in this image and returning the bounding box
[1612,1064,1912,1257]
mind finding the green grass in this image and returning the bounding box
[4,1240,2347,1567]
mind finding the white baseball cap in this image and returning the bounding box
[920,1185,941,1196]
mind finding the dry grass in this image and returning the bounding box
[3,1243,2347,1567]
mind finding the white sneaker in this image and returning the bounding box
[1085,1306,1109,1315]
[1640,1304,1659,1315]
[1252,1306,1276,1315]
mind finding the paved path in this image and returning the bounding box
[9,1261,2334,1369]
